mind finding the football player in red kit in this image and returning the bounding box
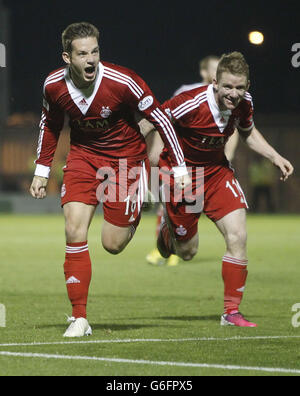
[155,52,294,327]
[29,22,189,337]
[145,55,239,267]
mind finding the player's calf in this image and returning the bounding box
[224,229,247,259]
[157,223,174,258]
[216,209,248,259]
[64,202,95,243]
[64,241,92,320]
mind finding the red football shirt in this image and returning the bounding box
[35,61,185,178]
[162,84,254,169]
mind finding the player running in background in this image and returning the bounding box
[174,55,220,96]
[145,55,239,266]
[155,52,294,327]
[29,22,189,338]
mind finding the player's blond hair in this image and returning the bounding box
[62,22,100,53]
[217,52,250,82]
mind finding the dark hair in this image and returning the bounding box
[217,52,250,81]
[62,22,100,53]
[199,55,220,71]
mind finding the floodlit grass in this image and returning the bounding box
[0,213,299,376]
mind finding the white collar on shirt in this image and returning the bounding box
[206,84,232,134]
[65,62,105,115]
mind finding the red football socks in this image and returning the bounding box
[156,206,164,237]
[161,223,175,255]
[222,256,248,315]
[64,242,92,319]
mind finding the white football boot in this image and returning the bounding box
[63,317,92,338]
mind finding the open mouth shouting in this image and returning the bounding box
[84,65,97,79]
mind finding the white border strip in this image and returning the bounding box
[1,335,300,348]
[0,351,299,374]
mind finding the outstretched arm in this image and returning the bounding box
[240,126,294,181]
[138,118,155,138]
[138,118,191,189]
[127,72,191,189]
[225,130,239,162]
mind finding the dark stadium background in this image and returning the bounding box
[0,0,299,212]
[3,0,300,113]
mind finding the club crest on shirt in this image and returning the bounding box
[61,184,66,198]
[176,225,187,237]
[100,106,112,118]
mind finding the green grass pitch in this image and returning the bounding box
[0,213,299,376]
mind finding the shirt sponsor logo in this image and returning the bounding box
[138,96,154,111]
[197,135,227,148]
[73,119,110,131]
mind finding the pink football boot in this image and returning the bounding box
[221,312,257,327]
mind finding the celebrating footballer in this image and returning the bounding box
[29,22,190,337]
[152,52,294,327]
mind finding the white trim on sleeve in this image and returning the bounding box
[237,123,255,132]
[172,164,188,178]
[34,164,51,179]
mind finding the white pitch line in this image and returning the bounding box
[0,351,300,374]
[0,335,300,348]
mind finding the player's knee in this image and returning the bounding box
[182,249,197,262]
[65,222,87,242]
[227,229,247,249]
[102,242,124,255]
[105,247,123,255]
[102,237,126,255]
[177,244,198,261]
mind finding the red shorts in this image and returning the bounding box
[162,165,248,241]
[61,148,149,228]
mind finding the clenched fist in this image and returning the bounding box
[29,176,48,199]
[272,155,294,182]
